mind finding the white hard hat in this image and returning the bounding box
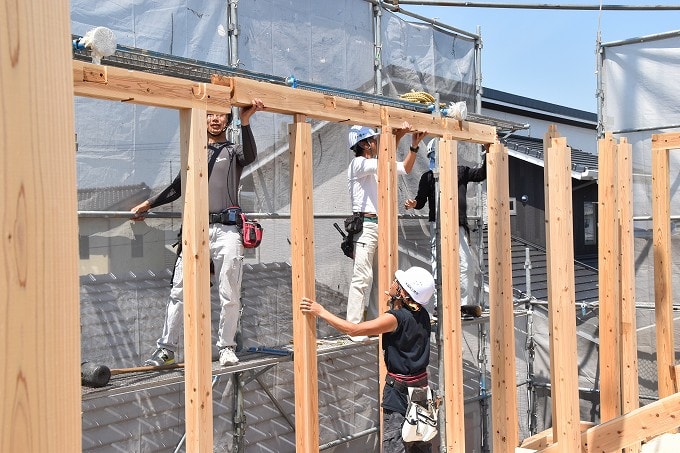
[426,138,436,156]
[348,125,379,150]
[395,267,435,306]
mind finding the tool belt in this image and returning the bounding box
[209,207,242,225]
[385,371,428,393]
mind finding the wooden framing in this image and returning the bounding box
[597,133,623,423]
[488,141,519,452]
[289,115,320,451]
[651,132,677,399]
[179,107,213,450]
[1,1,82,451]
[9,27,680,447]
[438,137,465,451]
[70,59,498,451]
[544,136,581,452]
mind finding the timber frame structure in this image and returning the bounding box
[3,3,680,452]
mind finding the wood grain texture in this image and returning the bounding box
[1,0,81,451]
[289,116,320,452]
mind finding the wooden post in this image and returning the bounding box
[597,133,622,422]
[377,111,398,444]
[438,136,465,452]
[487,142,518,452]
[651,134,674,399]
[289,115,319,452]
[617,138,640,453]
[544,136,581,452]
[1,0,81,451]
[179,108,213,451]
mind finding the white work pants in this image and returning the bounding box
[157,223,244,352]
[459,225,477,307]
[346,221,379,324]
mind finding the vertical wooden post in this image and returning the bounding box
[618,137,640,453]
[651,136,674,399]
[1,0,81,451]
[377,113,398,444]
[598,133,622,422]
[438,136,465,452]
[179,107,213,452]
[544,137,581,452]
[289,115,319,452]
[488,142,519,452]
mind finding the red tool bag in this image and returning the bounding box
[239,213,263,248]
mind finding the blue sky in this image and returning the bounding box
[407,2,680,112]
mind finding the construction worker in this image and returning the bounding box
[300,266,436,452]
[345,123,426,340]
[404,139,487,318]
[131,98,265,367]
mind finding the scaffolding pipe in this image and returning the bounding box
[319,427,380,450]
[386,1,680,11]
[373,2,383,95]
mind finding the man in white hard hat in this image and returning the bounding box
[404,138,487,319]
[301,266,436,452]
[345,123,426,340]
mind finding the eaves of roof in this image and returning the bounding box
[482,87,597,130]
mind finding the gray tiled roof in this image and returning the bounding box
[78,183,151,211]
[481,229,599,304]
[503,135,598,179]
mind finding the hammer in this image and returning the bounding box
[81,361,185,388]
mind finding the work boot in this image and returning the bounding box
[219,346,239,366]
[461,304,483,319]
[144,348,175,366]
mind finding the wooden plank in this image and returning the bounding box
[73,61,232,111]
[179,108,213,452]
[376,112,399,444]
[582,392,680,452]
[488,142,519,452]
[228,77,497,143]
[521,423,595,450]
[544,137,581,452]
[1,0,81,451]
[438,137,465,452]
[673,365,680,393]
[597,133,622,421]
[651,132,680,150]
[617,137,640,453]
[289,115,320,452]
[651,142,674,399]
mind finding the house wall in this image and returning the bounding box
[508,159,598,262]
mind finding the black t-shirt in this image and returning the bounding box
[381,306,431,414]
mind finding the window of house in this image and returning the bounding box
[584,201,597,245]
[509,197,517,216]
[131,234,144,258]
[79,235,90,259]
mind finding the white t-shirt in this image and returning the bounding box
[347,156,407,214]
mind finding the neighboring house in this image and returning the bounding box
[482,87,600,267]
[77,183,180,276]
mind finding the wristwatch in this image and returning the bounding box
[409,145,419,153]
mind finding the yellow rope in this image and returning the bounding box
[399,90,435,104]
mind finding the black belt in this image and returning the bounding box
[209,212,239,225]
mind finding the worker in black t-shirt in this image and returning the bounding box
[301,266,435,452]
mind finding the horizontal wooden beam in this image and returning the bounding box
[73,60,496,143]
[73,61,232,111]
[582,392,680,452]
[521,423,594,450]
[224,76,496,143]
[652,132,680,150]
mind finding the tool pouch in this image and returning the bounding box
[239,212,263,248]
[402,386,439,443]
[344,212,364,235]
